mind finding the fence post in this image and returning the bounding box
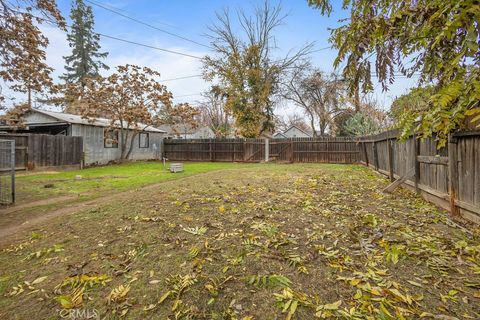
[265,138,270,162]
[243,140,247,162]
[264,138,269,162]
[448,134,459,216]
[290,139,294,163]
[387,139,394,182]
[413,133,420,192]
[363,141,369,167]
[11,140,15,203]
[209,139,213,161]
[373,141,378,170]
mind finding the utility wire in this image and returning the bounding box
[16,10,204,60]
[85,0,212,50]
[161,74,203,82]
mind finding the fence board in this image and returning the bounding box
[164,137,360,164]
[0,134,83,170]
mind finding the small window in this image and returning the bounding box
[104,129,119,148]
[139,132,149,148]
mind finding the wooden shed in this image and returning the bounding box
[18,109,166,166]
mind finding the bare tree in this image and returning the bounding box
[203,1,312,138]
[196,86,232,137]
[282,65,347,136]
[275,113,311,133]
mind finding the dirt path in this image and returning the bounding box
[0,196,77,215]
[0,171,227,245]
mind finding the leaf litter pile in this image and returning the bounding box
[1,164,479,319]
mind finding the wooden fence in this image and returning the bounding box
[164,137,360,163]
[164,132,480,223]
[359,130,480,224]
[0,134,84,171]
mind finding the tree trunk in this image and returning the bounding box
[27,87,32,108]
[125,131,138,160]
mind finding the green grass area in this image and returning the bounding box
[15,161,256,204]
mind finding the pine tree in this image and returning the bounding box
[61,0,108,85]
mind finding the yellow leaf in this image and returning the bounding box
[31,276,48,285]
[143,304,156,311]
[371,287,383,296]
[218,205,226,213]
[323,300,342,310]
[158,291,171,304]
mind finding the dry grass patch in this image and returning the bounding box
[0,164,479,319]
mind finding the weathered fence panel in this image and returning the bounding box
[360,130,480,224]
[0,140,15,204]
[0,134,83,171]
[164,137,360,164]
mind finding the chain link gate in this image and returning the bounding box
[0,140,15,205]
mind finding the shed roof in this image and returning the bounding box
[29,109,166,133]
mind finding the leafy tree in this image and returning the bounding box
[0,0,65,108]
[79,64,172,160]
[282,66,347,136]
[203,1,311,138]
[390,86,434,125]
[61,0,108,86]
[308,0,480,146]
[342,112,379,137]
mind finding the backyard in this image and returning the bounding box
[0,163,479,319]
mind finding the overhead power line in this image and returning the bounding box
[96,33,203,59]
[16,10,204,60]
[85,0,212,50]
[161,74,203,82]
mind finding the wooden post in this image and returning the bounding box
[264,139,269,162]
[289,139,294,163]
[413,133,420,192]
[387,139,394,182]
[212,140,216,162]
[448,134,460,216]
[10,140,15,203]
[209,139,213,162]
[232,140,235,162]
[373,141,378,170]
[363,142,369,167]
[243,140,247,162]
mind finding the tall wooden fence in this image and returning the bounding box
[164,132,480,223]
[164,137,360,163]
[0,134,83,171]
[359,130,480,224]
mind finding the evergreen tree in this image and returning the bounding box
[61,0,108,85]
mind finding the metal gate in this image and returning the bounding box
[0,140,15,204]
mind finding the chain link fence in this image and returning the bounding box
[0,140,15,205]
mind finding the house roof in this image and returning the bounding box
[158,124,211,135]
[29,109,166,133]
[284,125,313,137]
[273,132,287,138]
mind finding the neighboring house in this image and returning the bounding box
[5,108,166,165]
[160,124,216,139]
[274,125,313,138]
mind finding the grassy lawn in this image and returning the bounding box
[14,161,253,204]
[0,164,479,319]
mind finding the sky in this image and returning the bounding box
[8,0,421,116]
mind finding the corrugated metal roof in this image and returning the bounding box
[30,109,166,133]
